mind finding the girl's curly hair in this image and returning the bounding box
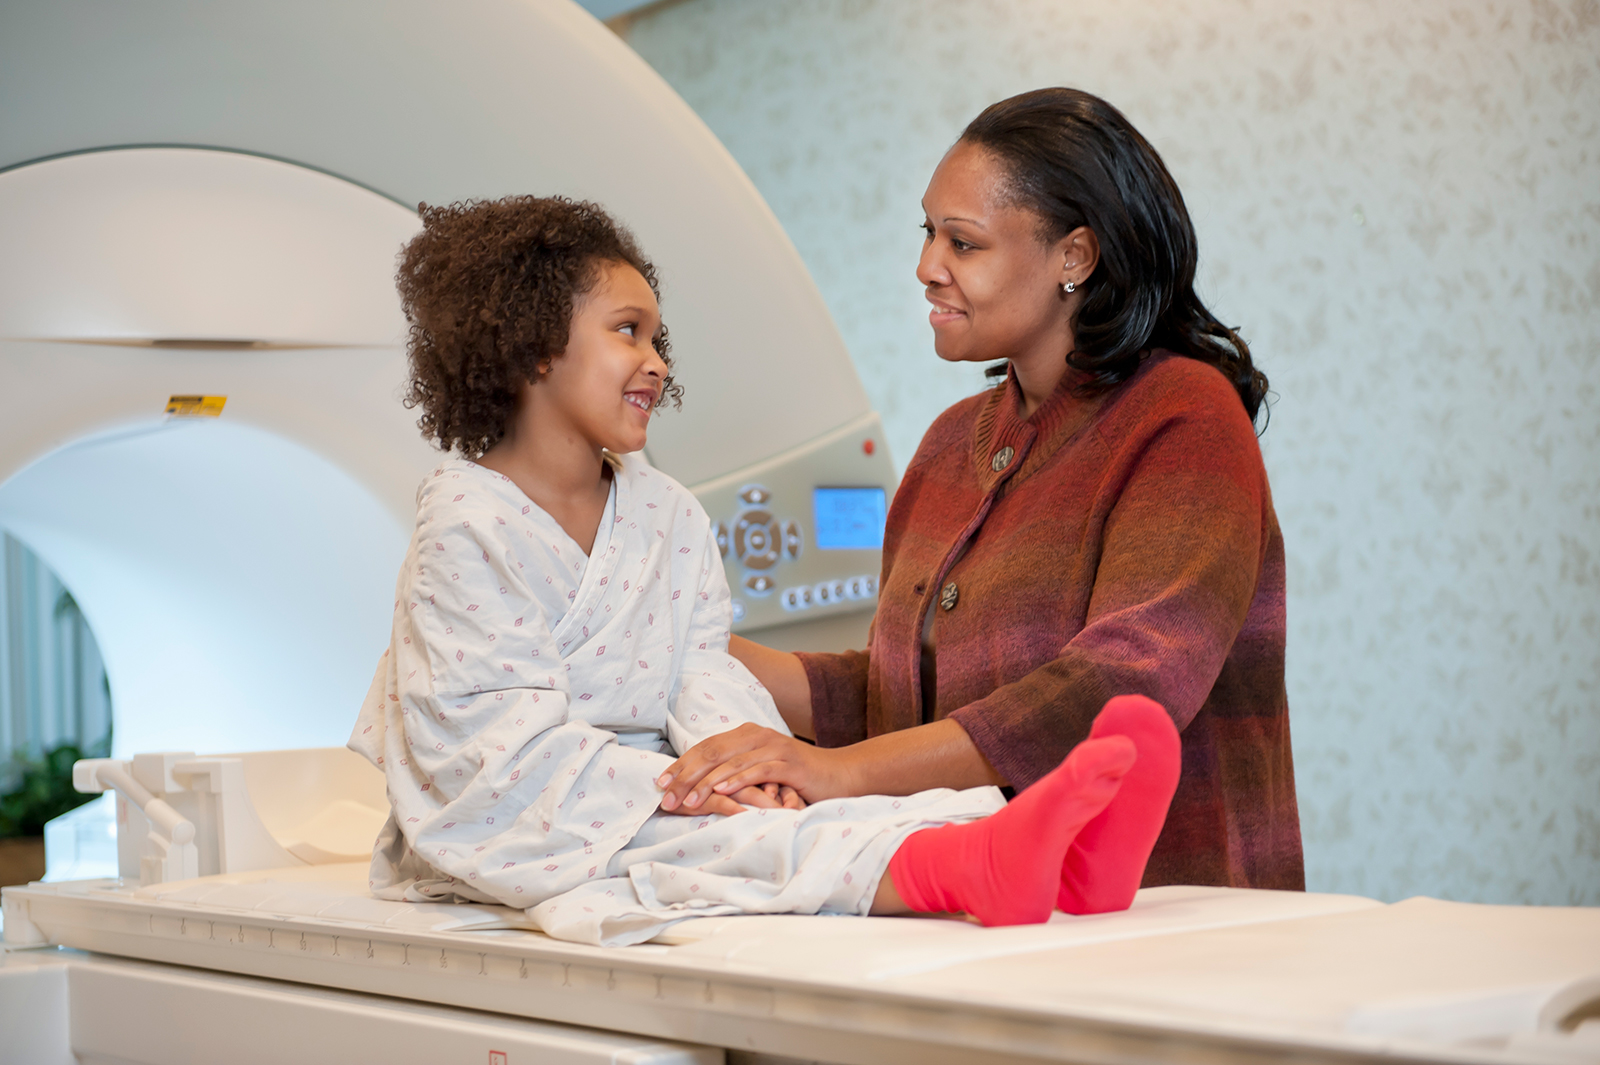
[397,195,681,458]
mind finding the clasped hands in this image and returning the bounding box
[654,723,854,817]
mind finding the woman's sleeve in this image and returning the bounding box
[795,647,872,747]
[665,523,792,755]
[948,400,1270,791]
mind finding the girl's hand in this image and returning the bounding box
[656,724,851,811]
[753,782,807,810]
[657,781,787,817]
[771,783,807,810]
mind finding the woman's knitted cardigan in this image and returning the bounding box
[798,352,1304,890]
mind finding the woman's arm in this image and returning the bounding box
[674,376,1270,808]
[728,635,814,740]
[655,715,1006,811]
[710,634,1005,804]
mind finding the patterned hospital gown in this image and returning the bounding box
[349,455,1003,946]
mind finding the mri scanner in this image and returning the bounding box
[1,2,1598,1063]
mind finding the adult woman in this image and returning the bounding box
[658,88,1303,891]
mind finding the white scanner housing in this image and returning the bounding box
[0,0,895,757]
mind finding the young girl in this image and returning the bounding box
[349,196,1180,947]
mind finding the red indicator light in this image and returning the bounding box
[862,439,875,455]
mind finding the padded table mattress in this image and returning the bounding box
[5,865,1598,1065]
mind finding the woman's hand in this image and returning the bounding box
[656,724,852,812]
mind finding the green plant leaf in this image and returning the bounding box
[0,742,105,838]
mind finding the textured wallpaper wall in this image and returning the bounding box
[618,0,1600,905]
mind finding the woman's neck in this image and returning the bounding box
[1007,328,1077,420]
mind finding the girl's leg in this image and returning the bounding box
[883,734,1135,926]
[1057,694,1182,915]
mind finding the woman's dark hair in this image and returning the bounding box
[960,88,1269,426]
[397,195,680,458]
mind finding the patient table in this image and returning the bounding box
[4,748,1597,1065]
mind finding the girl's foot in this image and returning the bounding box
[1058,694,1182,915]
[886,734,1135,927]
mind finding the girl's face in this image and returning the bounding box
[916,141,1086,368]
[540,261,668,455]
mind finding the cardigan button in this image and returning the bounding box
[991,446,1015,472]
[939,582,959,611]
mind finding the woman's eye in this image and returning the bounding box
[920,222,934,240]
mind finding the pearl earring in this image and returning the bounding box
[1062,280,1076,294]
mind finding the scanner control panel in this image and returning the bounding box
[687,412,895,634]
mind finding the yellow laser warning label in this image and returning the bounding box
[165,395,227,418]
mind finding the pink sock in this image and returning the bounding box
[887,735,1136,927]
[1058,695,1182,915]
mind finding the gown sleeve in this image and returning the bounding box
[663,518,791,756]
[349,482,666,908]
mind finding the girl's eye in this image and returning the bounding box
[617,323,636,337]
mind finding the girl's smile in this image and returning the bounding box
[536,260,670,458]
[477,259,670,553]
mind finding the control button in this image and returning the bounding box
[731,599,746,622]
[843,575,880,600]
[715,522,729,558]
[780,586,814,612]
[739,484,772,505]
[991,446,1015,472]
[783,521,802,559]
[744,574,775,595]
[734,509,782,570]
[813,579,846,605]
[940,581,959,611]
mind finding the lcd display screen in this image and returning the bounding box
[812,487,888,550]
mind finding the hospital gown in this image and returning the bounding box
[350,456,1003,946]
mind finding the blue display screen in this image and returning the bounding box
[812,487,887,550]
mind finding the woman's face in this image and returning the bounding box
[917,141,1085,368]
[539,260,668,455]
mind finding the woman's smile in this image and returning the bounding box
[925,292,967,327]
[916,142,1082,380]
